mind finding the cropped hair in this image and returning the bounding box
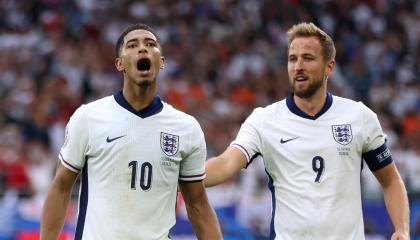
[287,22,336,61]
[115,23,161,57]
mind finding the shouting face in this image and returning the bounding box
[115,29,164,90]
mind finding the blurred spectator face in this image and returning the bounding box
[115,29,164,88]
[287,36,334,98]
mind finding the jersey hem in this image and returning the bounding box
[179,172,205,181]
[231,143,250,162]
[59,153,81,173]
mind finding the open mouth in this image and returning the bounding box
[137,58,151,71]
[294,74,308,81]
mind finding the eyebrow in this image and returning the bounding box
[125,37,157,45]
[288,53,315,57]
[144,37,157,43]
[126,39,138,45]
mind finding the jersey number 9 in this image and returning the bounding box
[312,156,325,183]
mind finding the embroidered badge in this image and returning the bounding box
[332,124,353,145]
[160,132,179,156]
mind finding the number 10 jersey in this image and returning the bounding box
[59,90,206,240]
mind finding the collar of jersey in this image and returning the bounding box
[113,90,163,118]
[286,92,333,120]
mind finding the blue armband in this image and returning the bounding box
[362,143,393,171]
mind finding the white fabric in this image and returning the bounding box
[59,95,206,240]
[231,95,387,240]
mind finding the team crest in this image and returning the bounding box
[161,132,179,156]
[331,124,353,145]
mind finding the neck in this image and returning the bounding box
[123,83,156,111]
[293,88,327,116]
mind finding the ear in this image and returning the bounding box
[160,56,165,69]
[115,57,124,72]
[325,59,335,77]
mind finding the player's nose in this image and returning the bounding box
[294,58,304,71]
[138,43,148,54]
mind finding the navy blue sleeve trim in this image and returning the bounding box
[246,153,262,168]
[178,179,203,183]
[231,143,251,160]
[179,172,206,178]
[362,143,393,172]
[60,153,81,172]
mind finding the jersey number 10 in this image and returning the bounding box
[128,161,153,191]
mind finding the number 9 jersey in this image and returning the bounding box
[231,93,393,240]
[59,90,206,240]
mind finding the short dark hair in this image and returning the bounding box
[115,23,161,57]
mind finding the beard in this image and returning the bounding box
[292,76,324,99]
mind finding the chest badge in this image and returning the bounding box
[331,124,353,145]
[161,132,179,156]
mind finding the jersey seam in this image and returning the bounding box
[83,105,92,158]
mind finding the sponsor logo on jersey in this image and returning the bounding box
[106,135,126,143]
[161,132,179,156]
[332,124,353,145]
[280,137,298,144]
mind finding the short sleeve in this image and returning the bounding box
[360,103,393,171]
[59,105,90,173]
[179,119,206,182]
[360,103,387,152]
[230,108,262,164]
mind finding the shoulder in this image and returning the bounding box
[245,100,284,124]
[253,100,284,115]
[332,95,359,106]
[65,97,114,137]
[74,95,115,117]
[332,95,374,115]
[84,95,115,111]
[162,102,196,121]
[162,102,202,127]
[331,95,380,127]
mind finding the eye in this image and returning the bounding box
[146,42,157,47]
[127,43,137,49]
[303,55,315,61]
[288,56,297,62]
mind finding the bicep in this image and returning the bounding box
[178,181,207,205]
[204,146,247,187]
[51,161,79,191]
[218,146,248,173]
[373,162,402,189]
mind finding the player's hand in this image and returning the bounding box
[390,230,409,240]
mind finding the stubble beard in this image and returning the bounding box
[292,76,324,99]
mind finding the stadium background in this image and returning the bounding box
[0,0,418,239]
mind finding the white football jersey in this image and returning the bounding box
[59,91,206,240]
[231,93,393,240]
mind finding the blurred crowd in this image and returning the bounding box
[0,0,418,238]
